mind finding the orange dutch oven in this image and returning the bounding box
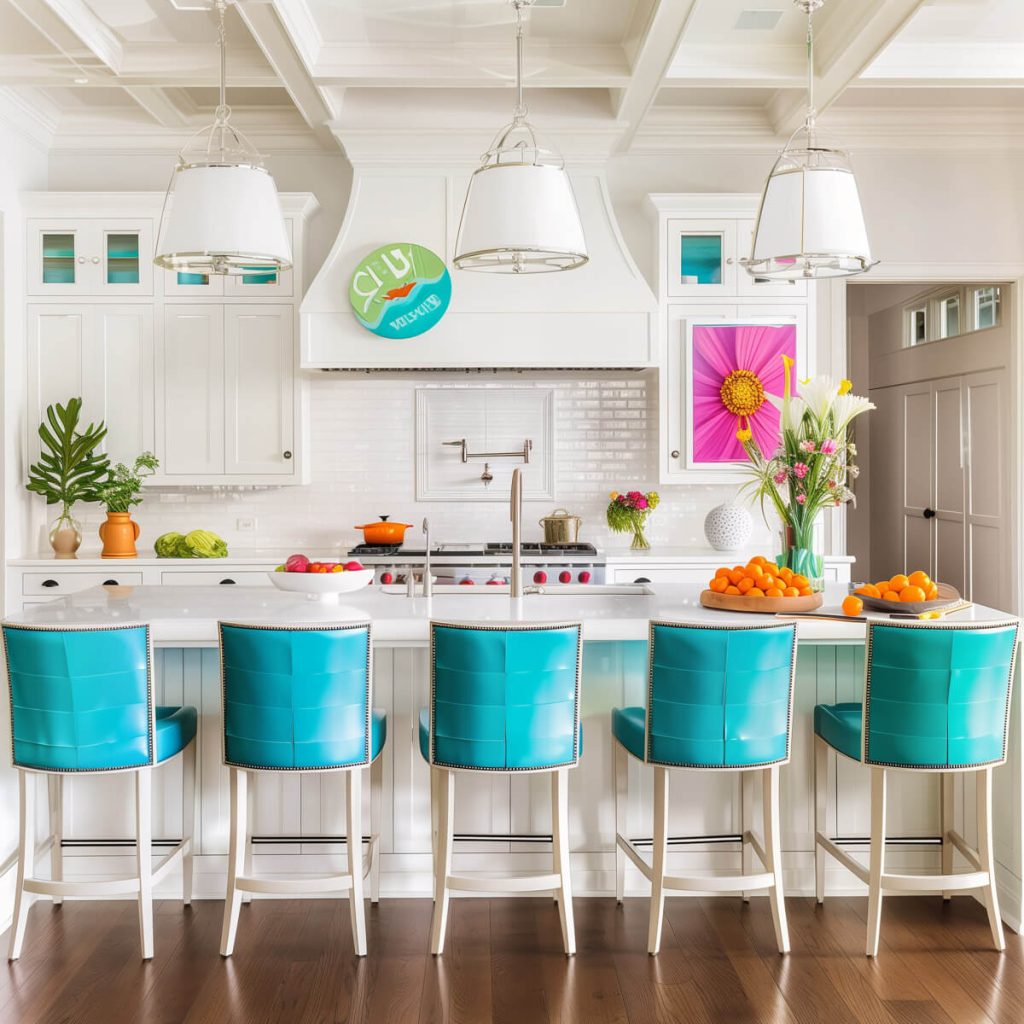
[354,516,414,545]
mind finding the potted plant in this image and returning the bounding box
[606,490,660,550]
[96,451,160,559]
[26,398,110,559]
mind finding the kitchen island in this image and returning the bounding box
[6,583,1022,928]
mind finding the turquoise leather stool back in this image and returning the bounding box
[647,621,797,768]
[219,621,373,770]
[3,623,154,773]
[429,622,582,771]
[864,621,1019,769]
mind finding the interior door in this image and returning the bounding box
[933,378,967,595]
[901,382,935,577]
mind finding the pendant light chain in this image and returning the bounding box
[512,0,528,124]
[805,2,815,141]
[215,0,230,162]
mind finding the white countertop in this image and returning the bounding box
[602,547,855,564]
[4,583,1011,647]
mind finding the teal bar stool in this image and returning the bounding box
[814,619,1019,957]
[2,622,197,961]
[612,620,798,955]
[218,621,386,957]
[419,621,583,956]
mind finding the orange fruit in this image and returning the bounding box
[926,583,939,600]
[798,586,814,597]
[855,584,881,599]
[792,574,810,590]
[778,567,794,583]
[749,556,767,568]
[747,587,765,598]
[842,595,864,617]
[783,587,800,598]
[728,569,744,585]
[743,565,762,581]
[765,587,783,598]
[709,576,729,593]
[875,580,891,594]
[900,585,927,603]
[889,574,910,592]
[725,585,741,595]
[715,567,731,580]
[737,577,754,594]
[883,592,901,603]
[908,570,931,590]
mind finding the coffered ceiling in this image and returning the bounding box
[1,0,1022,155]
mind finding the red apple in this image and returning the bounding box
[344,561,364,572]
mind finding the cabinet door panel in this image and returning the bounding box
[667,220,737,297]
[161,306,225,475]
[27,308,86,462]
[224,306,294,476]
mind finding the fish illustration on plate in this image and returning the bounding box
[381,281,416,302]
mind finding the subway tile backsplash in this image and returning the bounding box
[55,376,775,556]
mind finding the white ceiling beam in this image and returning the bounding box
[10,0,122,73]
[666,44,806,90]
[234,0,336,145]
[613,0,699,151]
[768,0,928,137]
[124,87,189,128]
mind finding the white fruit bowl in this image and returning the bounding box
[267,569,375,602]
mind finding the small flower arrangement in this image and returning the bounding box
[96,451,159,513]
[606,490,660,550]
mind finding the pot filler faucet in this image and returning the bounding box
[422,518,432,598]
[510,467,523,597]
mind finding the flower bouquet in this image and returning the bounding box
[607,490,660,550]
[737,356,873,590]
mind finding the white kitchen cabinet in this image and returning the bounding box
[159,304,300,483]
[27,217,154,297]
[27,304,154,468]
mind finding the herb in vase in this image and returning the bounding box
[97,452,159,512]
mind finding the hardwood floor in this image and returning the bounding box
[1,895,1021,1024]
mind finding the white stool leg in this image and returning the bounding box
[220,767,248,957]
[976,768,1005,952]
[941,773,954,901]
[136,766,154,960]
[647,766,669,955]
[866,767,887,957]
[430,766,440,901]
[553,768,576,956]
[741,770,754,903]
[8,771,36,961]
[814,734,827,905]
[48,775,63,907]
[241,774,254,905]
[763,765,790,954]
[181,739,196,905]
[614,740,627,904]
[370,754,383,904]
[430,768,454,956]
[347,768,367,956]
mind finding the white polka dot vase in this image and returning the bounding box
[704,503,753,552]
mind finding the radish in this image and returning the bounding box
[285,554,309,573]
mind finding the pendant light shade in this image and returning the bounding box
[742,0,876,281]
[454,0,587,274]
[153,1,291,276]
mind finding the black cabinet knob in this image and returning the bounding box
[283,451,292,460]
[102,579,119,586]
[219,579,237,585]
[41,579,59,588]
[923,508,937,519]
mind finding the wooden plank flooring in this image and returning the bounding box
[1,896,1021,1024]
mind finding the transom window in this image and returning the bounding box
[904,284,1003,346]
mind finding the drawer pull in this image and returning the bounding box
[40,579,59,588]
[219,578,237,585]
[634,577,652,584]
[102,580,119,586]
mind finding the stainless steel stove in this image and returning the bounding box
[346,541,606,587]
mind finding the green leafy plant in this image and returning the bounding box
[26,397,110,518]
[97,452,160,513]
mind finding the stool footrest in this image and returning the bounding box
[881,870,990,893]
[236,874,353,895]
[664,871,775,893]
[445,873,561,893]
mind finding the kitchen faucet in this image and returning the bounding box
[510,467,523,597]
[422,517,432,598]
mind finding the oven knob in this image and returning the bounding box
[558,570,572,584]
[533,570,548,584]
[578,571,592,584]
[380,571,394,585]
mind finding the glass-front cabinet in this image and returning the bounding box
[28,219,154,296]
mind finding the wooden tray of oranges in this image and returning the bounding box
[852,571,960,615]
[701,556,824,614]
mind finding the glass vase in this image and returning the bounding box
[776,521,824,591]
[49,508,82,559]
[630,517,651,550]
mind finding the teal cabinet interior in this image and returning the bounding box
[106,232,141,285]
[679,234,723,285]
[41,233,76,284]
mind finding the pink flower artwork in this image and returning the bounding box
[691,323,797,463]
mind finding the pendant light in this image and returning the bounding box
[153,0,291,276]
[741,0,876,280]
[453,0,588,274]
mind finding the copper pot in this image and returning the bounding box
[354,516,414,545]
[538,508,582,545]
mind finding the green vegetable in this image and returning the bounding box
[154,529,229,558]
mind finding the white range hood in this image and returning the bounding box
[301,165,656,370]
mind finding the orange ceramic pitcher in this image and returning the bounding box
[99,512,141,559]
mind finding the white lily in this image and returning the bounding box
[831,392,875,431]
[767,392,808,433]
[797,375,841,422]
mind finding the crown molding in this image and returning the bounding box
[0,87,56,151]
